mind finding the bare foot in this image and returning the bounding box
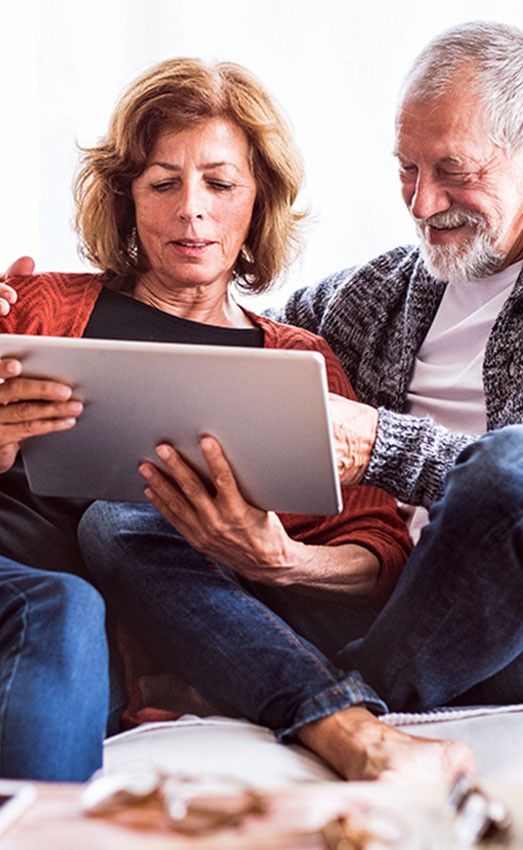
[296,706,475,784]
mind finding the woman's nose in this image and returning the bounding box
[177,184,205,221]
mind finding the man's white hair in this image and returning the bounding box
[398,21,523,154]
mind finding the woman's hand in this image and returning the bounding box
[329,393,378,485]
[139,436,306,585]
[0,254,82,474]
[0,359,83,473]
[139,436,380,596]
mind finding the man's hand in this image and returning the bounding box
[139,436,303,585]
[0,256,35,316]
[0,283,17,317]
[4,256,35,276]
[329,394,378,485]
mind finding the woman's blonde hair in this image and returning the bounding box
[74,58,306,293]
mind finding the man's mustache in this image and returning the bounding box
[413,208,486,230]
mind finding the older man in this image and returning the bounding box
[276,19,523,715]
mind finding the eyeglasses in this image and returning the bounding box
[80,766,416,847]
[80,765,514,848]
[80,767,265,832]
[447,772,513,845]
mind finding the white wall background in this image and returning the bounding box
[2,0,523,308]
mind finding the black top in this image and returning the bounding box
[0,288,263,574]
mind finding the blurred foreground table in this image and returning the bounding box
[0,780,521,849]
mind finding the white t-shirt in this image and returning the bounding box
[404,260,523,541]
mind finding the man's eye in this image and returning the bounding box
[398,165,416,178]
[442,170,471,182]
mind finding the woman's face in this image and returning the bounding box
[131,118,257,293]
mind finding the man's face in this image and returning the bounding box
[395,85,523,280]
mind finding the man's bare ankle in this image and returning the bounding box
[294,706,475,784]
[295,706,383,780]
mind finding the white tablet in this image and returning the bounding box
[0,334,342,515]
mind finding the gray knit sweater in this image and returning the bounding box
[272,245,523,507]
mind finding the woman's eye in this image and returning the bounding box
[151,181,177,192]
[207,180,234,191]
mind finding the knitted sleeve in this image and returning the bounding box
[0,273,103,337]
[267,249,477,507]
[266,267,358,337]
[365,408,474,506]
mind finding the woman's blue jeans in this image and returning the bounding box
[0,561,110,781]
[78,425,523,738]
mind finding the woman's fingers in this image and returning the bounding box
[0,407,80,474]
[0,366,81,472]
[0,358,22,380]
[0,399,83,425]
[198,435,243,503]
[0,443,21,474]
[148,438,244,511]
[0,374,73,405]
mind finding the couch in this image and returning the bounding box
[100,705,523,846]
[103,704,523,787]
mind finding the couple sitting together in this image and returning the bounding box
[1,19,523,786]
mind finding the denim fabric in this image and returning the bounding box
[78,507,386,741]
[340,425,523,711]
[78,424,523,736]
[0,559,110,781]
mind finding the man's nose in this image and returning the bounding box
[409,174,452,220]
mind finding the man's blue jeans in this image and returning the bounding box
[78,425,523,738]
[339,425,523,710]
[0,560,110,781]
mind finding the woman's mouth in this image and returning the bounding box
[171,240,216,256]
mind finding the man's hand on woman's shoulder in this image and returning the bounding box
[0,256,36,316]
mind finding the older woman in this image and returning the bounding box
[2,58,472,783]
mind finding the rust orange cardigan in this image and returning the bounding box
[1,271,411,606]
[2,273,413,725]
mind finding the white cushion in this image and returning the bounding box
[104,715,338,787]
[103,704,523,786]
[385,704,523,783]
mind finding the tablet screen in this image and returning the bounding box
[0,335,342,515]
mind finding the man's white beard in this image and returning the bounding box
[415,208,504,281]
